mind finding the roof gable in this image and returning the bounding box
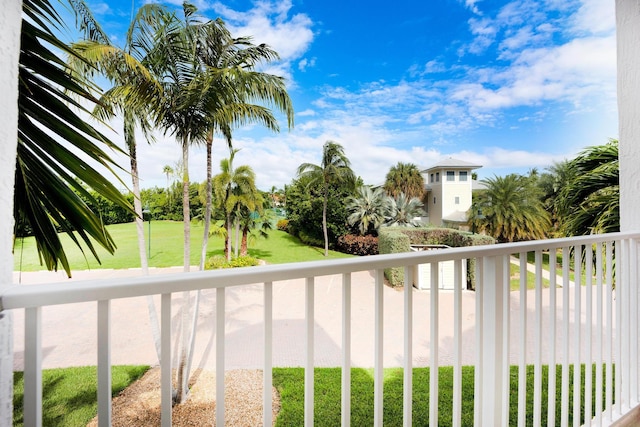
[422,157,482,172]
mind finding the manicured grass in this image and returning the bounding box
[273,365,611,426]
[13,364,610,426]
[13,221,352,272]
[13,365,149,426]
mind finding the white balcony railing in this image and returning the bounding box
[3,232,640,426]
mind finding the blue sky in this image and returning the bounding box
[79,0,617,190]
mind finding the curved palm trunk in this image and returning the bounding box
[176,135,191,403]
[125,115,162,363]
[241,226,249,256]
[322,188,329,257]
[199,132,213,270]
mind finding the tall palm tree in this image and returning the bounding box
[383,162,425,199]
[16,0,133,276]
[469,173,551,242]
[556,140,619,236]
[213,149,260,261]
[297,141,356,256]
[347,186,390,235]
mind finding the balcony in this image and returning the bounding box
[3,231,640,426]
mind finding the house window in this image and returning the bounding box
[433,197,436,204]
[446,171,455,181]
[459,171,468,181]
[455,196,460,204]
[436,172,440,182]
[430,173,434,183]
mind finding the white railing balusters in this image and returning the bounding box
[518,252,527,427]
[373,268,384,427]
[97,300,112,427]
[403,266,413,427]
[585,245,593,426]
[561,246,570,426]
[547,250,557,427]
[342,273,351,427]
[216,287,226,426]
[305,277,315,427]
[606,241,614,422]
[264,282,273,427]
[501,255,510,427]
[24,306,42,427]
[573,245,582,427]
[160,293,172,427]
[533,251,543,427]
[474,257,484,426]
[595,242,603,426]
[452,259,462,427]
[6,232,640,426]
[430,262,439,427]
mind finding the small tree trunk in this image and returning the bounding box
[182,136,191,272]
[322,190,329,257]
[234,220,240,258]
[241,227,248,256]
[226,214,232,261]
[199,132,213,270]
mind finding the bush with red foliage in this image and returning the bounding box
[336,234,379,256]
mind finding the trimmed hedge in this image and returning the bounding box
[336,234,379,256]
[378,227,494,288]
[205,255,261,269]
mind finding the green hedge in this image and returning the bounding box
[378,227,494,288]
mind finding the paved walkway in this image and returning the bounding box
[10,267,610,371]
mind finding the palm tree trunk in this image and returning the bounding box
[199,132,213,270]
[182,136,191,272]
[235,219,240,258]
[226,214,232,261]
[125,116,162,363]
[322,190,329,257]
[241,226,248,256]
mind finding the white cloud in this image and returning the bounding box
[297,109,316,117]
[298,57,316,71]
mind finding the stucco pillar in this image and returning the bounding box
[0,1,21,425]
[617,0,640,232]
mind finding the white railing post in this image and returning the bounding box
[264,282,273,427]
[305,277,315,427]
[374,269,384,427]
[342,273,352,427]
[403,266,413,427]
[160,294,172,427]
[216,287,226,427]
[480,255,506,426]
[429,263,439,427]
[24,307,42,427]
[97,300,112,427]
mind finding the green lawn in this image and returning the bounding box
[13,221,352,272]
[13,365,149,426]
[13,364,609,426]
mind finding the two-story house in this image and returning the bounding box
[422,158,483,228]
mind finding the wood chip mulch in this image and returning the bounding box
[86,368,280,426]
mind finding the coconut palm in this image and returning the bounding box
[347,186,390,235]
[383,162,425,199]
[297,141,357,256]
[469,173,551,242]
[16,0,133,276]
[556,140,619,236]
[386,193,424,227]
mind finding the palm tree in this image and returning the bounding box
[297,141,356,256]
[213,149,260,261]
[556,140,619,236]
[383,162,425,199]
[386,193,424,227]
[469,174,551,242]
[16,0,133,276]
[347,186,390,235]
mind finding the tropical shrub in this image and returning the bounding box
[277,219,290,231]
[205,255,260,269]
[336,234,378,256]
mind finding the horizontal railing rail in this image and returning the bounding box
[4,231,640,427]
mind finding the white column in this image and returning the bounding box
[0,1,21,426]
[618,0,640,232]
